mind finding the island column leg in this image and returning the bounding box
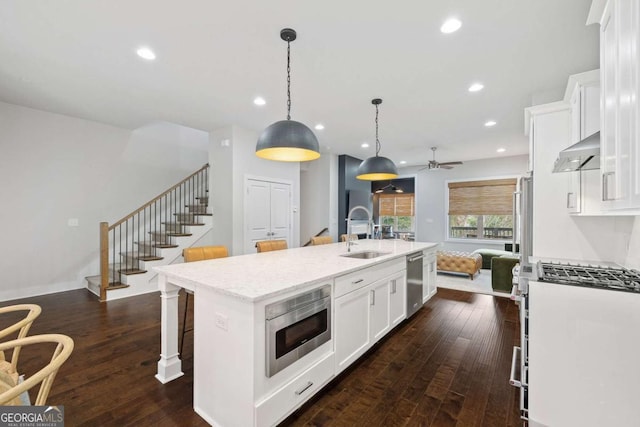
[156,275,184,383]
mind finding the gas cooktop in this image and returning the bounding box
[538,262,640,293]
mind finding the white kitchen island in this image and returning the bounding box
[154,239,438,427]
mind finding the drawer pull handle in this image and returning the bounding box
[352,279,364,284]
[295,381,314,395]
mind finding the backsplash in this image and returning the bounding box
[623,217,640,270]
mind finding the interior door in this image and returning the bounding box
[245,178,291,253]
[269,182,291,241]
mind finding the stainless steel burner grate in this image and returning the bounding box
[539,262,640,293]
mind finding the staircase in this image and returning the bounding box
[86,164,212,301]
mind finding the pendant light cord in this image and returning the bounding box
[375,103,380,157]
[286,39,291,121]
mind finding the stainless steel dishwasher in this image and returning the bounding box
[406,252,425,317]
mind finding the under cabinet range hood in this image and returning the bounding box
[552,131,600,173]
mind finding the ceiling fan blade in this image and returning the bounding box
[438,161,463,166]
[440,165,454,169]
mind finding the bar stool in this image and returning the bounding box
[181,245,228,354]
[255,240,288,253]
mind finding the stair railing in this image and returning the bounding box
[99,164,210,301]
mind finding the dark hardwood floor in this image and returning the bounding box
[0,287,521,426]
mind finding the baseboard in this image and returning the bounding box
[0,280,85,303]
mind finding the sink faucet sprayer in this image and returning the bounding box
[346,205,373,252]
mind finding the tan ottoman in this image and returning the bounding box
[437,251,482,280]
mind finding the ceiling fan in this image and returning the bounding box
[419,147,463,170]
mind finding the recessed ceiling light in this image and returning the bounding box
[136,47,156,60]
[485,120,497,127]
[361,143,369,148]
[468,83,484,92]
[441,18,462,34]
[497,148,506,153]
[253,97,266,106]
[399,160,407,165]
[315,124,325,130]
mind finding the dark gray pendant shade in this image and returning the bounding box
[256,28,320,162]
[356,155,398,180]
[356,98,398,180]
[256,119,320,162]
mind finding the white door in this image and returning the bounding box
[245,178,291,253]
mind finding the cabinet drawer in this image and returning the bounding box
[334,258,405,298]
[255,352,334,427]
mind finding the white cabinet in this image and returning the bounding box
[422,249,437,303]
[334,259,405,374]
[565,70,601,215]
[334,283,373,373]
[592,0,640,212]
[389,271,407,328]
[255,353,334,427]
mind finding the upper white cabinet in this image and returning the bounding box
[565,70,602,215]
[590,0,640,212]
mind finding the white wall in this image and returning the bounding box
[0,102,209,301]
[208,125,300,255]
[402,154,529,252]
[300,154,339,245]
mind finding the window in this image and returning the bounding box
[378,194,415,232]
[447,178,516,241]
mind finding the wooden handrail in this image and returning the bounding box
[109,163,209,230]
[302,227,329,247]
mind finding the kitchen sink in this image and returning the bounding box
[340,251,389,259]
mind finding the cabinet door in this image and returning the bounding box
[565,88,581,214]
[334,286,371,374]
[388,271,406,328]
[601,1,620,206]
[369,279,390,343]
[423,251,437,302]
[428,252,437,298]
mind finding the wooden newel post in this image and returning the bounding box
[99,222,109,302]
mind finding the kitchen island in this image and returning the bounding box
[154,239,438,427]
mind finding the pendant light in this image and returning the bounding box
[256,28,320,162]
[356,99,398,180]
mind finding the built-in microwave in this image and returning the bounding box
[265,284,331,377]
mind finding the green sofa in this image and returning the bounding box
[472,248,512,269]
[491,256,520,293]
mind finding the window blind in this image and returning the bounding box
[448,178,516,215]
[379,194,415,216]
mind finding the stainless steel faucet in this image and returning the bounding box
[346,205,372,252]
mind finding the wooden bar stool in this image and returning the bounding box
[181,245,228,354]
[255,240,288,253]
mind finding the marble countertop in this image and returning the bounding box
[154,239,439,302]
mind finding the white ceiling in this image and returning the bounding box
[0,0,599,166]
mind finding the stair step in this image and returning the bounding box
[163,221,205,227]
[135,241,178,249]
[148,231,192,239]
[186,204,208,214]
[106,282,129,290]
[173,213,196,222]
[118,268,147,275]
[120,253,164,262]
[196,196,209,204]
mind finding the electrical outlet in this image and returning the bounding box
[214,313,228,331]
[68,218,79,227]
